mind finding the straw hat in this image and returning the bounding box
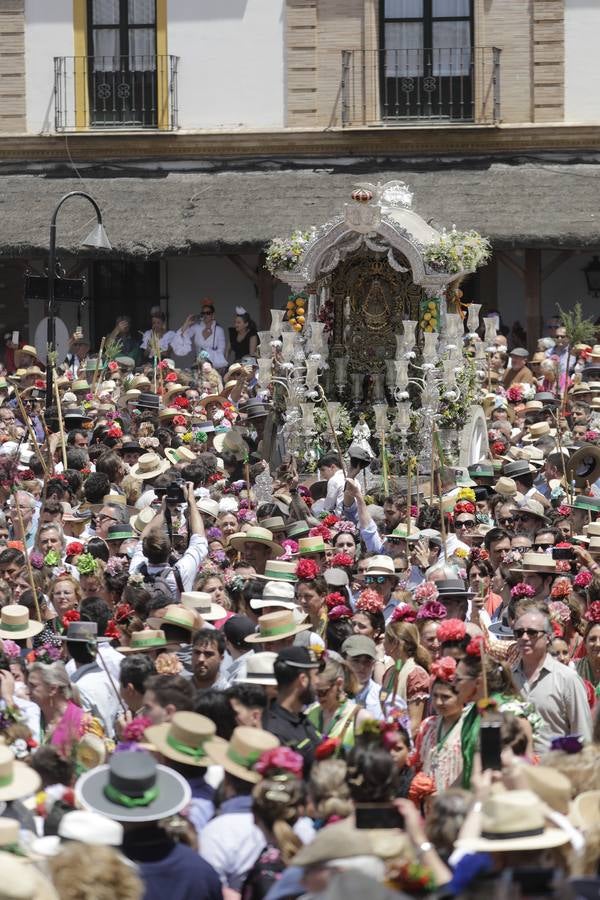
[523,421,556,443]
[455,790,569,852]
[0,851,58,899]
[566,443,600,488]
[518,498,548,523]
[150,605,201,634]
[584,521,600,537]
[256,560,298,583]
[0,746,40,801]
[570,790,600,831]
[118,630,168,655]
[197,498,219,519]
[511,551,557,575]
[0,604,43,640]
[587,536,600,555]
[159,407,191,422]
[164,446,196,465]
[213,428,249,460]
[245,609,310,644]
[205,726,279,783]
[162,383,186,402]
[145,712,224,768]
[180,591,226,621]
[259,516,287,535]
[228,526,284,558]
[75,750,191,824]
[129,374,152,390]
[298,535,329,555]
[130,506,157,533]
[236,651,278,686]
[385,524,421,541]
[250,581,296,612]
[492,476,518,497]
[129,452,170,480]
[364,555,398,578]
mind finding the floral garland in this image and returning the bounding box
[423,227,491,275]
[264,229,314,275]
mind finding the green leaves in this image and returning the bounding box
[557,302,596,347]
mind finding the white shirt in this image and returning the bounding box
[199,802,265,891]
[141,329,178,354]
[172,322,228,369]
[66,642,122,686]
[70,663,120,738]
[129,533,208,597]
[312,468,346,517]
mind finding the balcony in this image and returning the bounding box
[54,55,179,132]
[340,47,501,127]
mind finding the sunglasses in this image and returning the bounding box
[202,309,214,316]
[364,575,387,585]
[533,543,553,551]
[498,517,514,525]
[513,627,546,639]
[455,520,475,529]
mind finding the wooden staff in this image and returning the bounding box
[317,386,347,477]
[415,461,421,521]
[95,648,128,715]
[52,377,68,471]
[38,412,55,476]
[91,337,106,396]
[244,460,252,509]
[552,410,572,505]
[11,488,41,623]
[13,387,48,476]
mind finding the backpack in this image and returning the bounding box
[137,562,184,602]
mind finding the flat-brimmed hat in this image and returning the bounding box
[236,651,278,686]
[229,526,284,558]
[245,609,310,644]
[136,392,160,411]
[259,516,287,534]
[570,790,600,831]
[435,578,473,598]
[256,559,298,582]
[518,498,548,523]
[0,745,40,803]
[564,494,600,512]
[58,810,123,847]
[455,790,569,853]
[75,750,191,823]
[159,407,191,423]
[249,582,304,620]
[503,460,537,479]
[468,461,495,479]
[115,356,136,370]
[239,398,272,420]
[118,630,168,655]
[71,379,90,393]
[364,555,397,578]
[0,604,43,640]
[298,535,329,555]
[213,428,249,460]
[118,440,143,456]
[61,621,98,643]
[197,498,220,519]
[286,521,310,539]
[152,605,200,634]
[385,524,421,541]
[130,452,170,480]
[145,712,223,768]
[292,821,377,867]
[511,551,557,575]
[130,506,157,533]
[323,567,349,588]
[492,476,518,497]
[106,523,135,543]
[162,383,186,402]
[164,446,196,465]
[180,591,226,621]
[523,421,556,443]
[566,443,600,488]
[205,726,279,783]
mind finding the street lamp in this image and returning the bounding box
[46,191,112,406]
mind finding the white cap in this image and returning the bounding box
[58,810,124,846]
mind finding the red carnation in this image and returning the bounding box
[173,396,189,409]
[62,609,80,629]
[551,620,564,638]
[165,372,177,383]
[324,592,346,610]
[104,619,121,640]
[355,588,384,614]
[107,424,122,439]
[296,558,320,580]
[328,605,352,621]
[584,601,600,624]
[329,552,354,569]
[108,361,119,372]
[430,656,457,683]
[322,514,339,528]
[309,524,332,543]
[34,379,46,389]
[172,415,186,427]
[158,360,169,370]
[437,618,466,644]
[491,440,507,456]
[65,541,84,558]
[391,603,417,623]
[454,500,476,515]
[557,505,571,518]
[465,636,484,658]
[574,571,593,588]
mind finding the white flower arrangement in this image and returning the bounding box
[424,228,491,274]
[265,229,314,274]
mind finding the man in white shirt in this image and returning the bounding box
[171,300,228,370]
[64,622,120,738]
[313,452,346,517]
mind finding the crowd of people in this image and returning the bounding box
[0,305,598,899]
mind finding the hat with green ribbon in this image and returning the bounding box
[205,726,280,783]
[245,609,311,644]
[0,604,43,641]
[145,712,224,768]
[75,750,191,823]
[118,629,168,655]
[0,746,41,802]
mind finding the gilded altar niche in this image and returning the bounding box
[330,249,423,373]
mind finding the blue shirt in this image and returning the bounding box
[123,828,221,900]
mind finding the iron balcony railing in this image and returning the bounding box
[341,47,501,126]
[54,55,179,131]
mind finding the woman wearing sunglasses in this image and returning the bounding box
[173,298,228,371]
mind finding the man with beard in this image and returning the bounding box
[262,646,320,769]
[191,629,229,691]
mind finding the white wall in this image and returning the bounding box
[168,0,285,129]
[25,0,73,134]
[565,0,600,123]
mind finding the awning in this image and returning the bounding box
[1,162,599,257]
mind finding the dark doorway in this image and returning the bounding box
[379,0,474,121]
[87,0,157,127]
[91,259,160,346]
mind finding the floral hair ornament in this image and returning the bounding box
[430,656,457,683]
[76,553,98,576]
[29,551,44,570]
[309,524,332,543]
[550,735,583,755]
[355,588,384,614]
[465,635,484,658]
[44,550,61,568]
[456,488,476,503]
[105,556,129,577]
[584,601,600,624]
[321,513,339,528]
[415,599,447,621]
[330,519,358,538]
[324,592,346,611]
[574,570,593,589]
[413,581,439,605]
[510,582,536,600]
[391,603,417,623]
[1,640,21,659]
[65,541,85,558]
[548,600,571,625]
[437,619,466,644]
[61,609,80,630]
[296,558,320,580]
[454,500,476,515]
[328,552,354,569]
[328,605,352,621]
[254,746,304,779]
[550,577,572,599]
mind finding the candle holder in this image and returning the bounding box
[445,313,462,340]
[373,374,386,403]
[394,360,409,392]
[402,320,418,349]
[466,303,482,334]
[385,359,396,389]
[351,372,365,405]
[395,334,406,359]
[281,332,297,363]
[396,401,410,430]
[305,358,320,390]
[257,359,272,389]
[334,357,348,396]
[483,316,497,345]
[257,331,272,358]
[326,401,341,431]
[309,321,326,349]
[300,402,315,431]
[422,331,439,364]
[270,308,285,339]
[373,403,389,432]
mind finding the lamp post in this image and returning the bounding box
[46,191,112,406]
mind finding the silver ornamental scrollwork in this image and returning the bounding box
[387,249,409,273]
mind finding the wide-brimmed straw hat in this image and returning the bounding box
[130,506,157,533]
[0,746,41,801]
[566,443,600,488]
[255,560,298,583]
[0,604,43,640]
[298,535,329,555]
[236,651,278,686]
[455,790,570,852]
[145,712,224,768]
[149,604,201,634]
[517,498,548,523]
[204,726,279,783]
[180,591,226,621]
[229,526,284,558]
[245,609,310,644]
[213,428,249,460]
[364,555,398,579]
[250,581,296,612]
[510,551,557,575]
[197,498,219,519]
[118,630,168,655]
[75,750,191,823]
[129,452,170,480]
[523,421,556,443]
[164,446,196,466]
